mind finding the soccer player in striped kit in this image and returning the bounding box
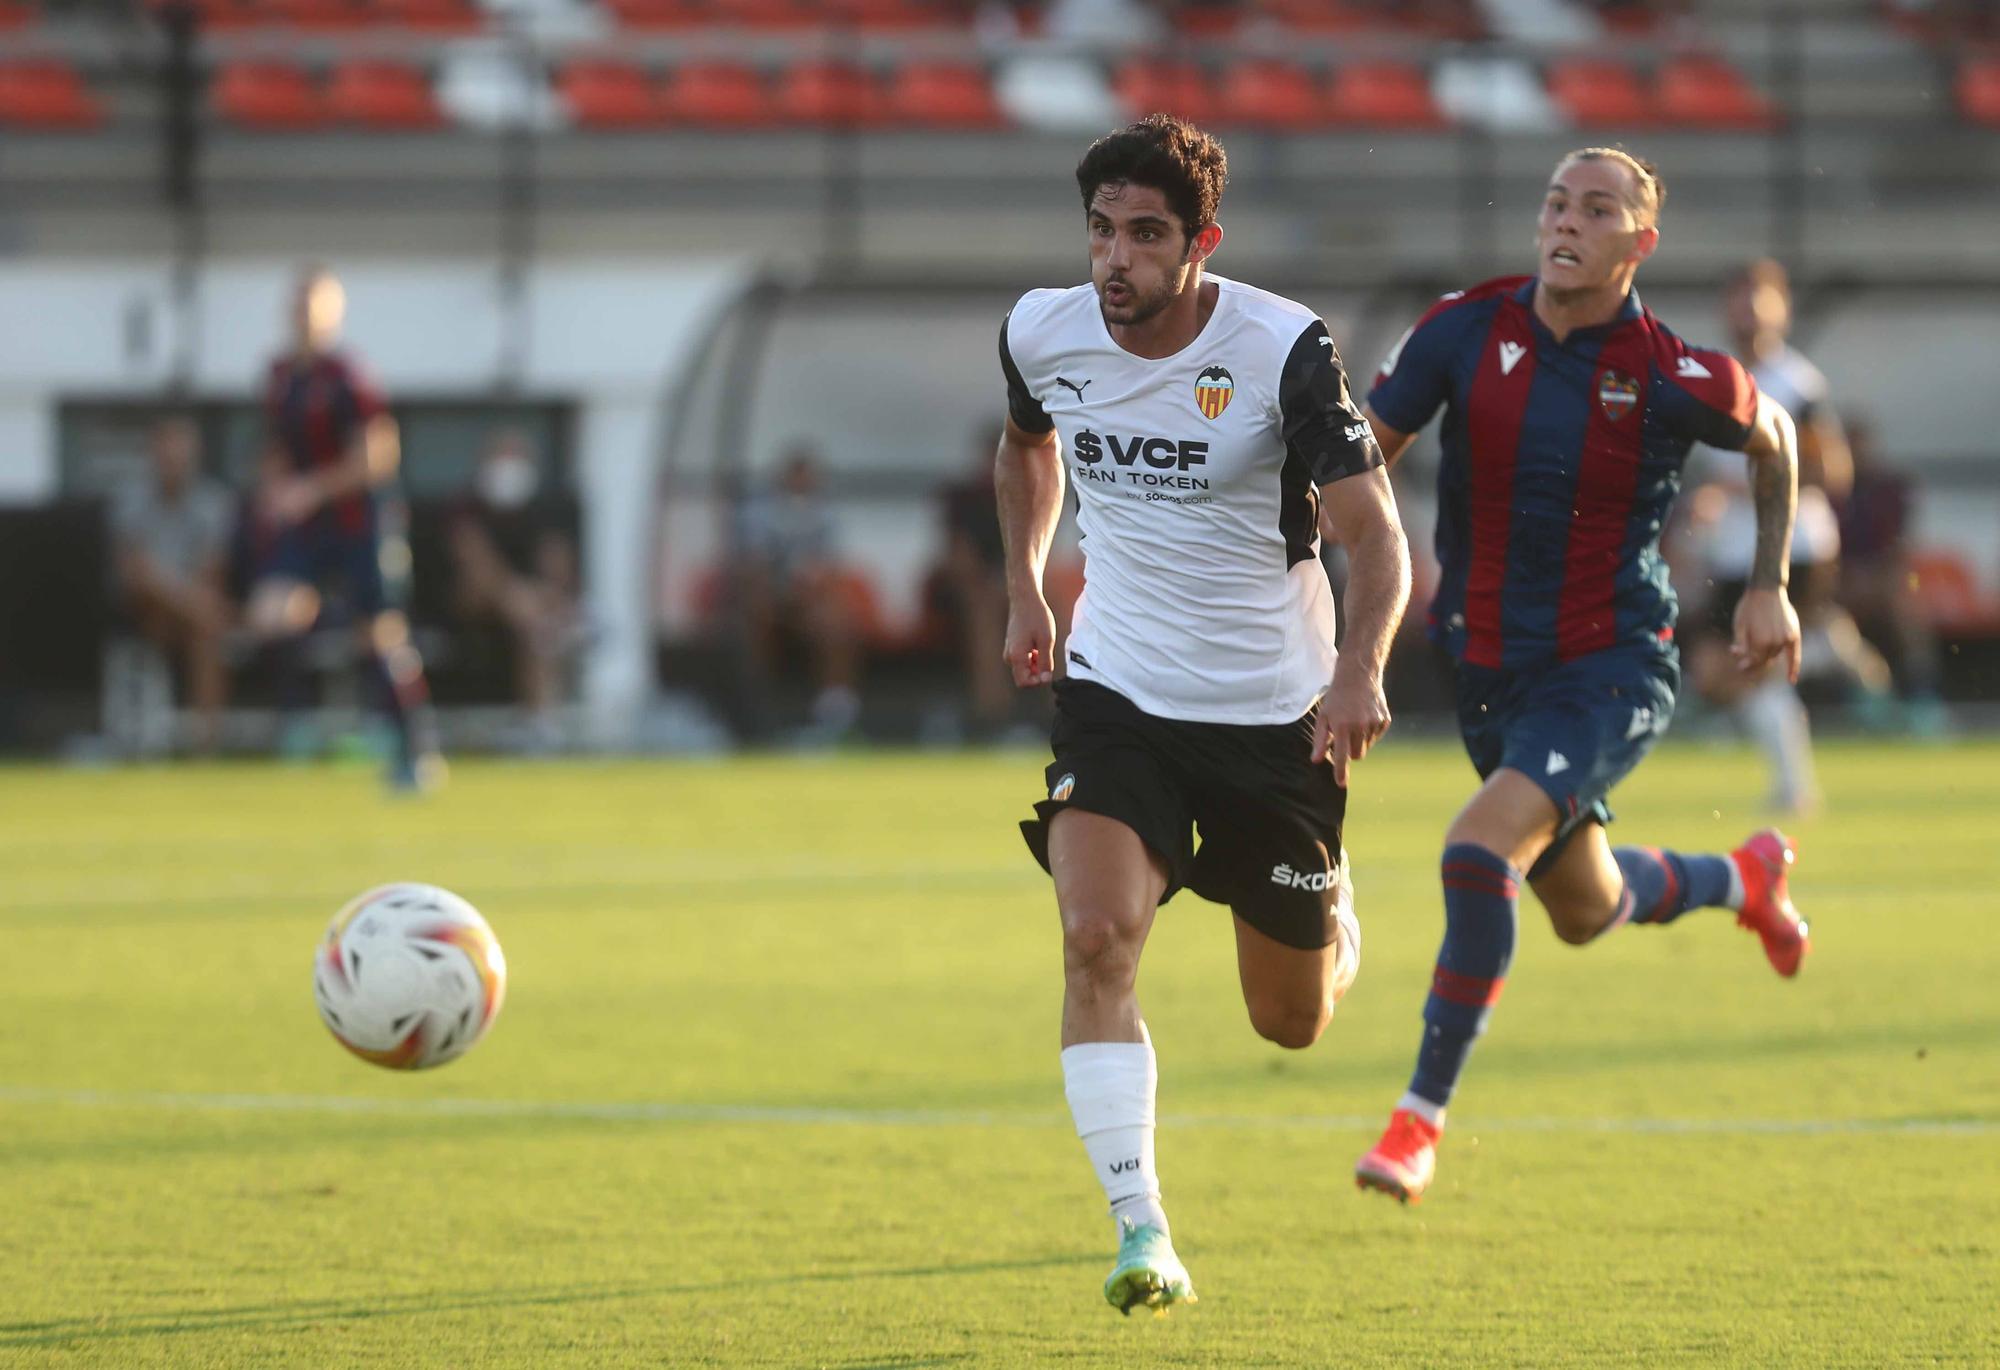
[249,265,443,791]
[1353,149,1812,1205]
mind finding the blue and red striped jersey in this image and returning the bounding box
[264,350,386,535]
[1368,276,1758,670]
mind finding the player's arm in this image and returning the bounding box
[996,311,1064,687]
[269,370,397,523]
[997,416,1064,688]
[1735,391,1803,683]
[301,413,397,510]
[1797,406,1852,500]
[1363,408,1419,470]
[1278,318,1410,781]
[1311,465,1410,786]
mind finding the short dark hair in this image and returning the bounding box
[1075,114,1229,245]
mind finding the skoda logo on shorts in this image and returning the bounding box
[1050,773,1076,802]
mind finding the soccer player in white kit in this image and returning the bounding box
[994,116,1412,1314]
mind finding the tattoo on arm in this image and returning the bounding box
[1748,442,1796,590]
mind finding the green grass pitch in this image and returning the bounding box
[2,739,1997,1367]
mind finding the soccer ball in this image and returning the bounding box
[313,883,507,1070]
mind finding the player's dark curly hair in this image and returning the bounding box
[1075,115,1229,248]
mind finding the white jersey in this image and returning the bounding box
[1695,344,1840,574]
[1002,274,1382,724]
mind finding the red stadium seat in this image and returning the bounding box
[558,59,668,128]
[828,0,951,31]
[709,0,818,30]
[1113,58,1219,125]
[1215,59,1326,130]
[775,59,891,127]
[1908,549,2000,635]
[213,59,329,129]
[1655,55,1775,130]
[599,0,707,28]
[665,61,774,127]
[269,0,371,29]
[1545,58,1653,128]
[1326,60,1444,128]
[371,0,482,31]
[1171,3,1241,39]
[0,3,35,29]
[0,60,104,130]
[328,59,442,128]
[1254,0,1371,33]
[1957,57,2000,126]
[886,62,1003,128]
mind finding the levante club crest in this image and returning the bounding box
[1194,365,1234,419]
[1597,371,1640,421]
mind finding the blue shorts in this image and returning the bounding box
[263,520,389,618]
[1453,643,1679,856]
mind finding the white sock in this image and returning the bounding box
[1738,680,1818,810]
[1723,858,1746,911]
[1061,1038,1168,1238]
[1396,1091,1445,1130]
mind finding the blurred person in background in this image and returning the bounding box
[1834,414,1948,732]
[245,264,443,790]
[110,413,238,753]
[924,421,1020,743]
[447,429,583,751]
[730,445,862,745]
[1680,258,1892,812]
[1354,150,1810,1208]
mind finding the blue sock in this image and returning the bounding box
[1610,846,1736,928]
[1408,844,1519,1112]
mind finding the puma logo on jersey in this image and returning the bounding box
[1499,340,1526,375]
[1675,355,1712,380]
[1072,429,1209,471]
[1055,376,1092,401]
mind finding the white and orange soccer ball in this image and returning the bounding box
[313,883,507,1070]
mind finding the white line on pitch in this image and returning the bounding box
[1,1086,1993,1137]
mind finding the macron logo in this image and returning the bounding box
[1675,355,1712,380]
[1498,341,1526,376]
[1546,751,1570,776]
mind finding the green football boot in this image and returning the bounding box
[1103,1218,1196,1316]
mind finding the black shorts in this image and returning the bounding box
[1701,562,1833,638]
[1019,678,1350,950]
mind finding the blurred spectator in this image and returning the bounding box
[447,430,584,749]
[109,414,236,753]
[1835,415,1948,731]
[925,423,1013,741]
[730,446,862,744]
[246,264,443,789]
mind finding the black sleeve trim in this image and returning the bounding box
[1000,313,1055,435]
[1279,319,1383,485]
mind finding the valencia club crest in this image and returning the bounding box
[1194,365,1234,420]
[1597,371,1640,422]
